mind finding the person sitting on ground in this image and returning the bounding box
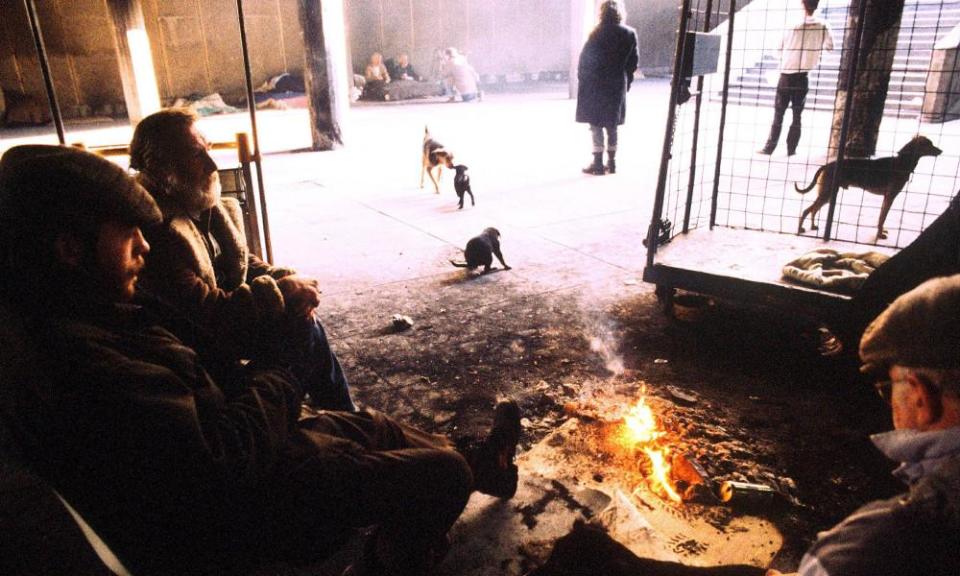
[390,53,422,81]
[363,52,391,100]
[0,145,523,576]
[129,108,354,411]
[768,274,960,576]
[442,47,481,102]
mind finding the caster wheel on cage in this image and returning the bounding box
[655,285,675,317]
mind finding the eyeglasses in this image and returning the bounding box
[874,377,929,404]
[874,380,894,404]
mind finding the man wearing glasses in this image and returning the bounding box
[770,274,960,576]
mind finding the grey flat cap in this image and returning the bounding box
[860,274,960,376]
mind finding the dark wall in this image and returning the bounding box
[0,0,303,118]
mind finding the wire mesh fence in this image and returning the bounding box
[658,0,960,251]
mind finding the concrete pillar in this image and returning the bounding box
[922,29,960,123]
[569,0,598,99]
[298,0,350,150]
[829,0,905,158]
[105,0,161,124]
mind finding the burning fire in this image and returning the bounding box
[618,393,682,503]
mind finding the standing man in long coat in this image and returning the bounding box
[576,0,639,176]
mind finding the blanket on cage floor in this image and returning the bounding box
[783,249,890,293]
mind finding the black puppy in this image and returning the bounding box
[453,164,475,209]
[450,227,511,273]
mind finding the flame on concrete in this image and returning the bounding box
[619,392,681,503]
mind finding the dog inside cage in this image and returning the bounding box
[646,0,960,340]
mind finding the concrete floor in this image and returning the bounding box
[255,83,663,302]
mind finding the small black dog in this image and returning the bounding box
[450,227,511,273]
[453,164,475,209]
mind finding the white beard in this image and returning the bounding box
[169,171,222,217]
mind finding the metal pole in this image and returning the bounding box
[23,0,65,144]
[647,0,693,268]
[823,0,869,242]
[682,0,714,234]
[236,0,274,264]
[710,0,736,229]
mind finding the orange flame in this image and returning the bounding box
[620,396,664,445]
[643,447,682,502]
[619,393,681,503]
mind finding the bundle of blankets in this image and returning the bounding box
[783,249,890,293]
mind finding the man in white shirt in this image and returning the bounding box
[759,0,833,156]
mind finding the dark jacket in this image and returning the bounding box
[0,288,313,573]
[801,453,960,576]
[576,22,639,126]
[388,60,421,81]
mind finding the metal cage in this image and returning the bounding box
[645,0,960,323]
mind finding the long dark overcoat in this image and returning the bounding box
[575,22,640,126]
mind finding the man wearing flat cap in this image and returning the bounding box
[769,274,960,576]
[0,145,521,575]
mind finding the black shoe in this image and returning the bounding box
[582,163,605,175]
[606,153,617,174]
[458,400,521,498]
[582,153,605,175]
[757,147,774,155]
[491,399,521,456]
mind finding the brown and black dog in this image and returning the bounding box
[420,126,454,194]
[795,135,942,239]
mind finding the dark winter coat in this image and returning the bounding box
[575,22,640,126]
[0,293,309,573]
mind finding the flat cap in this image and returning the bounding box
[0,145,161,236]
[859,274,960,376]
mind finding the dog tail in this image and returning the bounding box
[449,259,469,268]
[795,165,825,194]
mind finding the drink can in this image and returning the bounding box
[719,481,777,508]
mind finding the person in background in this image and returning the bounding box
[442,47,481,102]
[364,52,391,100]
[391,53,421,81]
[758,0,833,157]
[575,0,639,176]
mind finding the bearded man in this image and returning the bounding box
[129,109,354,411]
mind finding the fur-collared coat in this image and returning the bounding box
[140,182,294,355]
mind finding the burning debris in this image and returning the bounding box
[514,400,785,569]
[560,380,797,514]
[617,391,682,503]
